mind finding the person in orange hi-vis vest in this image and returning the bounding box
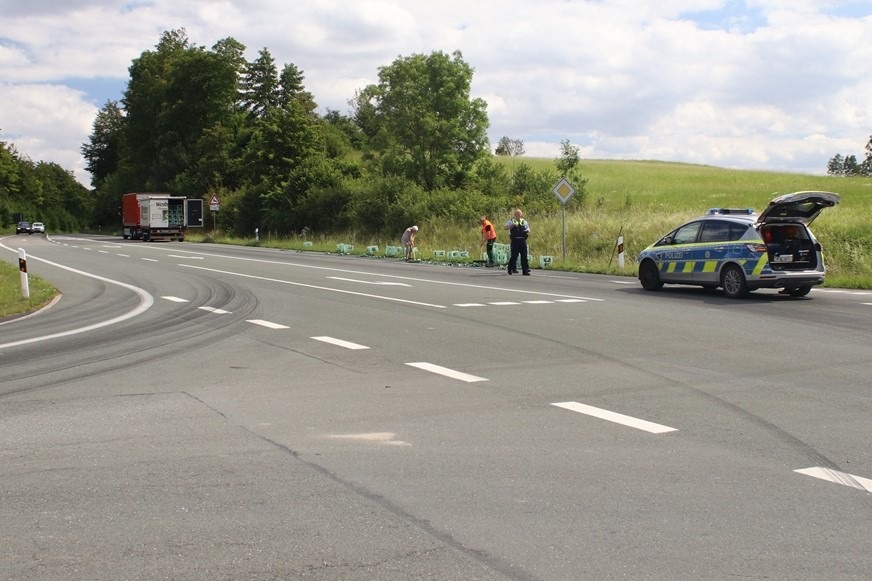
[479,215,497,267]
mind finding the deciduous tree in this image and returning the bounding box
[352,50,490,191]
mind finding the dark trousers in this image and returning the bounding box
[485,239,495,264]
[509,238,529,273]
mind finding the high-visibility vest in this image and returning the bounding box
[481,219,496,240]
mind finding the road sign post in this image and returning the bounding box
[551,178,575,261]
[208,194,220,232]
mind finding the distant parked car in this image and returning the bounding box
[31,222,45,234]
[16,221,31,234]
[637,191,840,298]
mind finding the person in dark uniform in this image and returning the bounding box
[504,208,530,275]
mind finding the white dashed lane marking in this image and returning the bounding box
[552,401,678,434]
[311,336,369,350]
[406,362,488,383]
[161,296,189,303]
[794,467,872,492]
[452,299,589,307]
[199,306,231,314]
[248,319,290,329]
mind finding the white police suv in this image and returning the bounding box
[637,191,840,298]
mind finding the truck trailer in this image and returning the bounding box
[122,193,203,241]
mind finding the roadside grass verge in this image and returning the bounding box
[0,259,58,319]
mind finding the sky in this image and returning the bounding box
[2,0,872,187]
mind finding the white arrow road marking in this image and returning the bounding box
[161,296,189,303]
[248,319,290,329]
[327,276,410,286]
[406,362,488,383]
[794,467,872,492]
[311,336,369,350]
[552,401,678,434]
[199,306,231,314]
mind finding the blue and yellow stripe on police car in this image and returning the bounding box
[701,261,718,273]
[750,254,769,275]
[658,253,770,275]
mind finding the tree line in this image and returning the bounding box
[826,135,872,176]
[74,29,586,238]
[0,138,91,230]
[3,29,587,236]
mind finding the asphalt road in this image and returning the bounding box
[2,233,871,580]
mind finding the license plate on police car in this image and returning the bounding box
[775,254,794,263]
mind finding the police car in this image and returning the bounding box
[637,191,840,298]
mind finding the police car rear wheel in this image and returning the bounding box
[721,264,748,298]
[639,260,663,291]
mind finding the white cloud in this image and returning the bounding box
[0,83,97,182]
[1,0,872,186]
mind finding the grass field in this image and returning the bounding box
[3,159,871,319]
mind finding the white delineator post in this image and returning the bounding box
[19,248,30,298]
[617,235,625,269]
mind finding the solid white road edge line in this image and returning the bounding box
[311,336,370,350]
[794,467,872,492]
[552,401,678,434]
[327,276,410,286]
[180,264,446,309]
[406,362,488,383]
[0,245,153,349]
[133,245,600,302]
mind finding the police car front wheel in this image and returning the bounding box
[639,260,663,291]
